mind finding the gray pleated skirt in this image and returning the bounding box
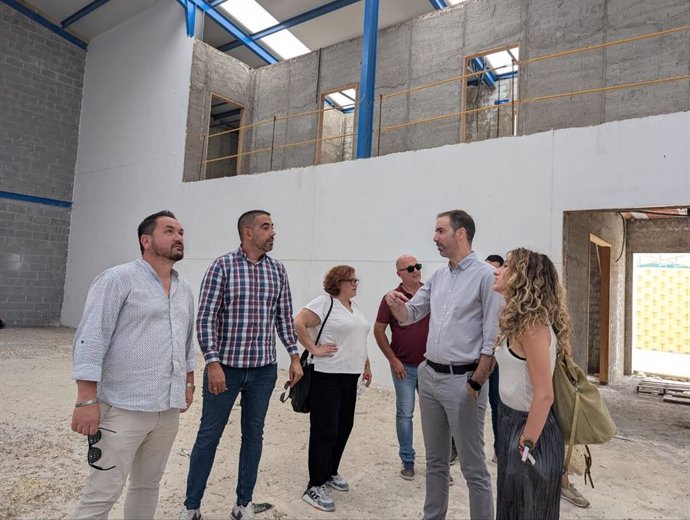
[496,401,564,520]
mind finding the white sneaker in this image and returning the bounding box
[231,502,254,520]
[303,485,336,512]
[327,473,349,492]
[178,507,202,520]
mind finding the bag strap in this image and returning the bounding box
[308,296,334,362]
[564,388,581,471]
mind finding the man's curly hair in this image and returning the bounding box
[497,248,572,355]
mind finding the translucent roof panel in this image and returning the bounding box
[219,0,311,60]
[326,90,356,109]
[485,47,520,73]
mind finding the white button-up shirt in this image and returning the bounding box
[72,259,196,412]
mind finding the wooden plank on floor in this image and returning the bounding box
[662,394,690,405]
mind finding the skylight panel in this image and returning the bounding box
[219,0,311,60]
[261,31,311,60]
[326,91,356,109]
[485,47,519,73]
[219,0,274,32]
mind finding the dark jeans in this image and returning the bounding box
[307,370,359,488]
[184,363,277,509]
[489,367,500,455]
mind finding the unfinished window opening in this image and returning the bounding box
[203,94,244,179]
[317,87,357,165]
[462,46,519,143]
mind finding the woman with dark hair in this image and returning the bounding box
[294,265,372,513]
[492,248,571,519]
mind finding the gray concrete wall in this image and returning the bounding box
[563,211,626,382]
[0,4,85,326]
[183,41,253,181]
[186,0,689,175]
[624,218,690,374]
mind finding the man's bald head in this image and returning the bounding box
[396,254,417,271]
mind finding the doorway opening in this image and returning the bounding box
[632,252,690,379]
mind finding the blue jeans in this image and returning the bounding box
[184,363,277,509]
[392,363,418,464]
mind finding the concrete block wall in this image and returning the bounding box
[183,41,254,181]
[563,211,626,381]
[0,3,85,326]
[187,0,689,176]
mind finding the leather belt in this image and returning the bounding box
[426,359,478,375]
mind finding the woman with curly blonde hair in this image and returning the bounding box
[492,248,571,519]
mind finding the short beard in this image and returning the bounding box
[152,243,183,261]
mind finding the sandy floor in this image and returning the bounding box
[0,327,688,520]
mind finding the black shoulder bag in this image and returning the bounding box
[283,296,334,413]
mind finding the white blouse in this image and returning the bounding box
[494,326,557,412]
[304,294,370,374]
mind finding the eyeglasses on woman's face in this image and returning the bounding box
[344,278,360,285]
[397,263,422,273]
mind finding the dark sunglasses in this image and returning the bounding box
[398,263,422,273]
[87,428,117,471]
[279,380,292,403]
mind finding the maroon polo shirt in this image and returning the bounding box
[376,283,429,366]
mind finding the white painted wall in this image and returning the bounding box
[62,1,690,389]
[62,0,197,325]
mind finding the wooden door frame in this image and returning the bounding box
[589,233,611,384]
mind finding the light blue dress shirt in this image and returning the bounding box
[402,252,502,365]
[72,258,196,412]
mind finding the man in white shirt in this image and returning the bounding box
[71,210,196,520]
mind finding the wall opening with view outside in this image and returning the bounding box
[203,94,244,179]
[463,46,519,143]
[632,252,690,379]
[317,86,357,165]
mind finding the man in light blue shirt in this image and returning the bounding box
[71,210,196,520]
[386,210,502,520]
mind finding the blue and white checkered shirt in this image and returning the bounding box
[72,259,196,412]
[197,247,299,367]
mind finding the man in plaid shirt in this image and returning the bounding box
[180,210,303,520]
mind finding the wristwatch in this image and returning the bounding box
[467,378,482,391]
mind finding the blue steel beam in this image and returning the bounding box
[61,0,111,28]
[218,0,361,53]
[184,0,196,37]
[428,0,448,9]
[356,0,379,159]
[1,0,87,50]
[183,0,277,63]
[470,57,496,88]
[0,190,72,208]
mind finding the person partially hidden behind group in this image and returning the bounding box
[492,248,569,519]
[294,265,372,513]
[484,254,505,464]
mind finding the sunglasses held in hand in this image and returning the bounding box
[279,380,292,403]
[87,427,117,471]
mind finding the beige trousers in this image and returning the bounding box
[73,403,180,520]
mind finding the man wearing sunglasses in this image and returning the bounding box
[71,210,196,520]
[374,255,429,481]
[385,210,502,520]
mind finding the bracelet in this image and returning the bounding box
[186,382,196,392]
[75,398,99,408]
